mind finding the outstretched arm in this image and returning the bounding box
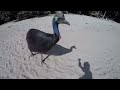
[78,58,82,68]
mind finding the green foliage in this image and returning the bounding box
[0,11,120,25]
[0,11,51,25]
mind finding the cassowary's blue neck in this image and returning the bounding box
[52,17,60,38]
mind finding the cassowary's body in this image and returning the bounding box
[26,29,59,54]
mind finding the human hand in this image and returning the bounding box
[78,58,81,66]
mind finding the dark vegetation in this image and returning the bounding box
[0,11,120,25]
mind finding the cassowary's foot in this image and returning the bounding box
[31,53,36,56]
[41,55,50,66]
[31,52,40,57]
[41,59,50,69]
[31,52,39,56]
[28,52,38,59]
[41,59,47,66]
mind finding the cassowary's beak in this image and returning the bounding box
[62,20,70,25]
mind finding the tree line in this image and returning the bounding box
[0,11,120,25]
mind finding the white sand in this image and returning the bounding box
[0,14,120,79]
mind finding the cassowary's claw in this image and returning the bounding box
[41,60,47,66]
[28,53,37,60]
[41,61,44,66]
[41,60,49,68]
[31,53,36,56]
[41,55,50,66]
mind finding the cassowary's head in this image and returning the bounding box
[54,11,70,25]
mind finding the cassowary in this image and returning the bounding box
[26,11,70,65]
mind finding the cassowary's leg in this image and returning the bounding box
[41,54,50,66]
[41,54,47,66]
[42,55,50,63]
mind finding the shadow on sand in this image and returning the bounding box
[29,44,76,56]
[28,44,76,64]
[47,44,76,56]
[78,58,92,79]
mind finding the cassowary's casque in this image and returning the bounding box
[26,11,70,65]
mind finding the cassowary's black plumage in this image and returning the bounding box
[26,11,70,65]
[26,29,59,54]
